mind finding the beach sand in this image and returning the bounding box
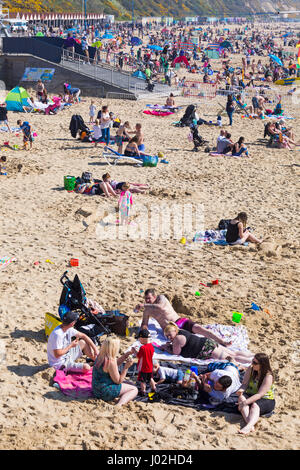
[0,25,299,450]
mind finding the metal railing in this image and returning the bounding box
[61,49,133,91]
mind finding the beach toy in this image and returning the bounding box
[45,259,54,264]
[199,282,208,287]
[64,175,76,191]
[251,302,261,311]
[34,261,39,266]
[139,289,144,294]
[212,280,219,285]
[148,392,156,401]
[70,258,79,267]
[180,237,186,245]
[33,132,37,137]
[195,291,201,297]
[232,311,243,323]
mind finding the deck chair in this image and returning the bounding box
[217,102,227,117]
[233,96,250,116]
[102,146,144,166]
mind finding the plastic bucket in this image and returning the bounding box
[142,156,158,168]
[64,176,76,191]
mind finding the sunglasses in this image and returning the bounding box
[252,360,259,365]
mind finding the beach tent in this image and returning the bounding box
[5,86,31,112]
[147,45,163,51]
[172,56,189,67]
[220,40,233,49]
[132,70,146,80]
[102,33,114,39]
[205,49,220,59]
[269,54,283,66]
[131,36,142,46]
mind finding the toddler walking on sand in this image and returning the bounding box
[118,183,133,225]
[132,329,156,396]
[89,100,97,124]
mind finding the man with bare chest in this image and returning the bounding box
[134,289,232,347]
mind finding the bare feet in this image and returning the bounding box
[238,425,255,435]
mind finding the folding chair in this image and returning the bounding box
[102,146,143,166]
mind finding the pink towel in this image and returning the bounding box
[143,110,174,116]
[53,368,94,398]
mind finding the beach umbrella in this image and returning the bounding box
[220,40,233,49]
[102,33,114,39]
[131,36,142,46]
[147,45,163,51]
[269,54,283,66]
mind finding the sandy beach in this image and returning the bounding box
[0,23,299,450]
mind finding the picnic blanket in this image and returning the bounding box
[209,152,248,158]
[127,318,251,366]
[0,127,20,133]
[0,256,16,270]
[192,229,249,246]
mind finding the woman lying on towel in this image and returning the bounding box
[102,173,150,194]
[161,323,254,365]
[226,212,263,245]
[75,180,118,197]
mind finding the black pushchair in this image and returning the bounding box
[176,104,197,127]
[59,271,128,344]
[189,123,205,152]
[146,78,155,92]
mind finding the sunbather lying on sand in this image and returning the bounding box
[102,173,150,194]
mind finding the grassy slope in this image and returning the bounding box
[4,0,300,18]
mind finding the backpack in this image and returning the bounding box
[81,171,93,183]
[218,219,231,230]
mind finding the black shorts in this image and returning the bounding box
[244,395,275,416]
[138,372,153,383]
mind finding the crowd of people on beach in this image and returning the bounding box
[4,17,297,435]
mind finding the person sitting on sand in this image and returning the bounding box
[124,136,142,157]
[135,289,236,348]
[216,130,233,154]
[92,335,138,406]
[225,212,263,245]
[165,93,175,108]
[232,137,249,157]
[47,310,98,373]
[160,322,253,365]
[236,353,275,435]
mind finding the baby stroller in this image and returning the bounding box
[146,78,155,92]
[176,104,197,127]
[189,123,207,152]
[59,271,128,344]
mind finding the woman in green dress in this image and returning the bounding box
[92,336,138,406]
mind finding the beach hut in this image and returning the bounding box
[5,86,30,112]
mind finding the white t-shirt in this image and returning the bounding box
[93,124,102,140]
[101,112,111,129]
[217,136,231,153]
[209,366,241,404]
[47,325,78,369]
[157,366,179,381]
